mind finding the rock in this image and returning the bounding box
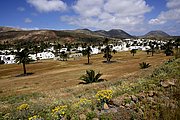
[92,118,99,120]
[170,103,176,109]
[103,103,109,110]
[109,108,118,113]
[129,101,136,108]
[148,91,155,97]
[138,109,144,116]
[131,95,138,103]
[168,81,175,86]
[125,103,130,108]
[79,114,86,120]
[137,92,146,101]
[161,81,169,88]
[147,97,155,103]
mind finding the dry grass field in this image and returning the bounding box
[0,51,171,99]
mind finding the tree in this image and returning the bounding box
[33,45,40,62]
[103,45,112,62]
[82,46,92,64]
[15,48,31,75]
[130,49,137,56]
[60,51,68,61]
[174,38,180,58]
[164,41,174,56]
[80,70,104,84]
[150,44,155,56]
[112,49,117,54]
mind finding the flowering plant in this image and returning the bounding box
[95,90,113,103]
[51,105,67,119]
[29,115,42,120]
[17,103,29,111]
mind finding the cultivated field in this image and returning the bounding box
[0,51,171,99]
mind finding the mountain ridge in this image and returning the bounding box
[0,26,175,44]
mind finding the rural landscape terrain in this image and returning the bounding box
[0,26,180,120]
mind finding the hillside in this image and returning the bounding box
[0,26,21,32]
[0,27,105,44]
[95,29,134,38]
[143,30,170,38]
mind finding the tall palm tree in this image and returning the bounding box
[82,46,92,64]
[103,45,112,62]
[15,48,30,75]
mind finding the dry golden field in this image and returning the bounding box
[0,51,172,99]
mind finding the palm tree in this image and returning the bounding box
[82,46,92,64]
[33,45,40,62]
[112,49,117,54]
[164,41,174,56]
[175,38,180,58]
[15,48,30,75]
[150,45,155,56]
[103,45,112,62]
[60,51,68,61]
[80,70,104,84]
[130,49,137,56]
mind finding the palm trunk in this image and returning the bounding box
[23,62,26,74]
[87,54,90,64]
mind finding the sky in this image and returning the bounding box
[0,0,180,35]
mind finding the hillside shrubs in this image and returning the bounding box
[80,70,104,84]
[139,62,151,69]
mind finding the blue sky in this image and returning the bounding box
[0,0,180,35]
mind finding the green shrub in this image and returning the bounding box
[80,70,104,84]
[139,62,151,69]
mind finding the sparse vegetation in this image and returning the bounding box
[1,51,179,120]
[139,62,151,69]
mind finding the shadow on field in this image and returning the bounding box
[15,73,34,77]
[102,60,117,63]
[83,63,92,65]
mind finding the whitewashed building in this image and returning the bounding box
[0,55,16,64]
[29,52,55,60]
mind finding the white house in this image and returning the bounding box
[29,52,55,60]
[60,48,67,53]
[0,55,16,64]
[91,47,100,54]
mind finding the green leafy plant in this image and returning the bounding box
[80,70,104,84]
[139,62,151,69]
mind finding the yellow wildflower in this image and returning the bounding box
[17,103,29,111]
[95,90,113,102]
[28,115,42,120]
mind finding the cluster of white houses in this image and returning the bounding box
[0,39,168,64]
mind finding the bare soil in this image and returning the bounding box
[0,51,172,97]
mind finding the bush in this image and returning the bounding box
[80,70,104,84]
[139,62,151,69]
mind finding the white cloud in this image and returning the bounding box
[24,18,32,23]
[149,0,180,25]
[61,0,152,32]
[17,7,25,12]
[27,0,67,12]
[148,18,166,25]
